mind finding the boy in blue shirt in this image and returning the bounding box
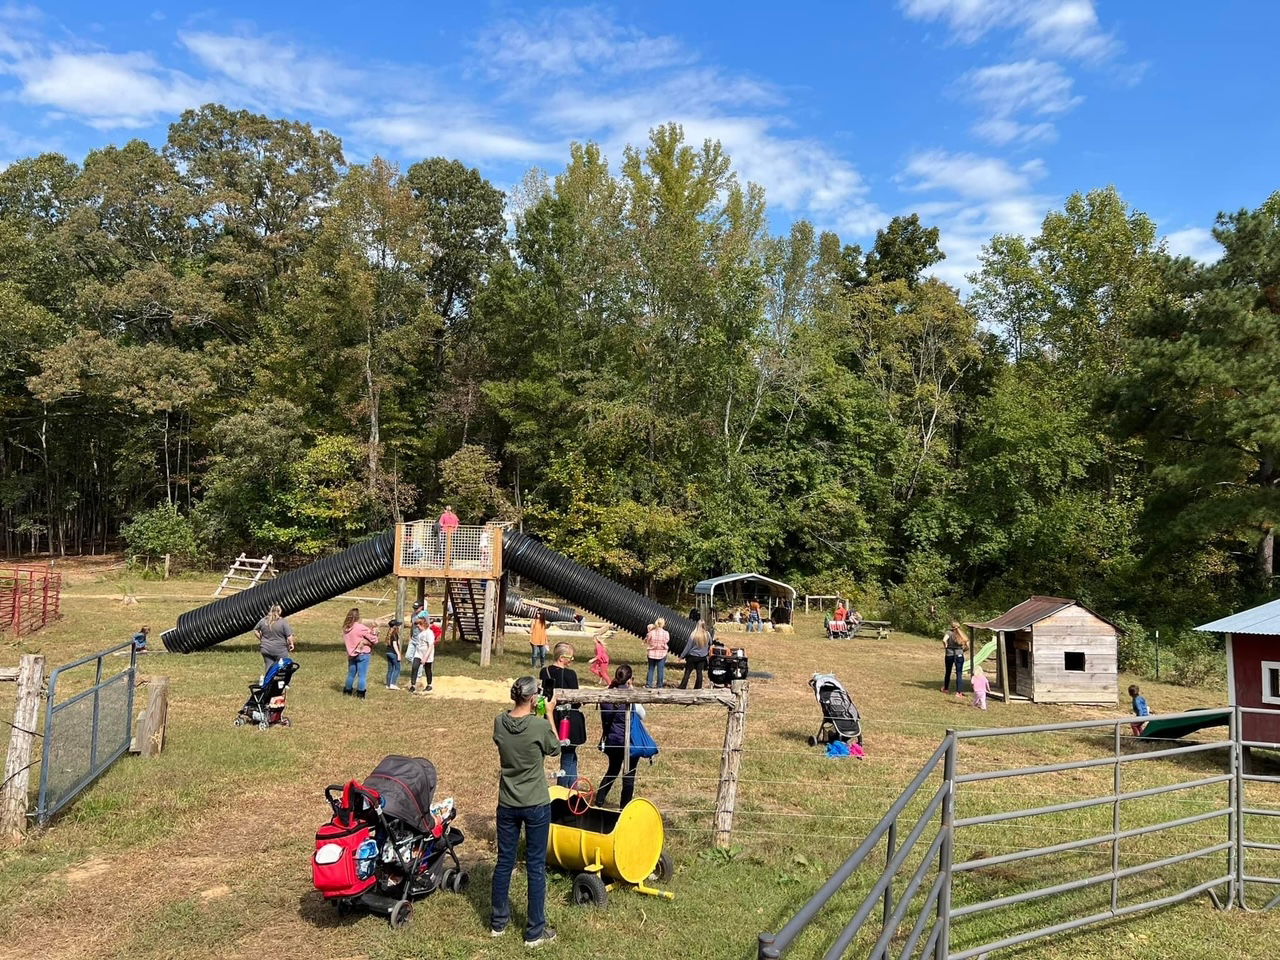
[1129,683,1150,736]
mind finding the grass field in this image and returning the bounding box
[0,562,1274,960]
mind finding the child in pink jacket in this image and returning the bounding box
[971,665,990,710]
[589,631,612,685]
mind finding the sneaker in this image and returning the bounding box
[490,927,507,938]
[426,684,434,692]
[389,684,400,690]
[525,927,557,948]
[408,685,416,693]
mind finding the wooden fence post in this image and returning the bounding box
[479,578,496,667]
[133,676,169,758]
[1,654,46,840]
[714,679,749,848]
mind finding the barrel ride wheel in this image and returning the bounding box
[567,776,596,815]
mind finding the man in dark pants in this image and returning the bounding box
[490,676,560,948]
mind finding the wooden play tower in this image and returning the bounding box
[392,521,508,666]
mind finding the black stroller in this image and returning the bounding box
[312,755,467,928]
[807,673,863,746]
[234,657,299,730]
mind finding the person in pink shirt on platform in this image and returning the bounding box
[438,505,461,558]
[342,607,379,699]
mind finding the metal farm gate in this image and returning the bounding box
[759,707,1280,959]
[36,642,137,824]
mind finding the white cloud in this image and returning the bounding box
[903,149,1044,199]
[476,7,690,77]
[353,110,564,163]
[958,59,1081,144]
[900,149,1053,286]
[1164,226,1222,264]
[899,0,1116,60]
[179,31,364,116]
[6,49,210,128]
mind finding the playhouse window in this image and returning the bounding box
[1064,651,1086,672]
[1263,661,1280,705]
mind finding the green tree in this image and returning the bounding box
[1115,192,1280,592]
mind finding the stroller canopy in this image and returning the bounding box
[811,673,860,719]
[367,755,436,833]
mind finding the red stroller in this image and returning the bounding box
[311,756,467,928]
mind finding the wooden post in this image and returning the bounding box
[163,553,171,580]
[479,578,495,667]
[416,578,426,610]
[997,630,1009,702]
[133,676,169,758]
[1,654,45,840]
[395,577,408,626]
[714,679,749,848]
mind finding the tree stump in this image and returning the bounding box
[132,676,169,758]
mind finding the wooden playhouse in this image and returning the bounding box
[967,596,1119,704]
[1197,598,1280,745]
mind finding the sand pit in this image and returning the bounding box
[427,674,516,702]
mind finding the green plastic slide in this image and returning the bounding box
[1138,708,1230,740]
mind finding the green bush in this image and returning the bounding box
[121,502,209,569]
[887,550,952,636]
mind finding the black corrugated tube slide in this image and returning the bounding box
[163,528,693,654]
[163,530,396,653]
[503,530,692,655]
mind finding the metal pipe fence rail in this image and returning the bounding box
[759,706,1280,959]
[36,642,137,825]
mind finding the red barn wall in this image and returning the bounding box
[1231,633,1280,745]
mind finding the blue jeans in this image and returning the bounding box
[491,803,551,939]
[747,614,761,632]
[345,653,371,693]
[385,653,401,687]
[944,651,965,693]
[646,657,666,688]
[557,747,578,788]
[531,646,546,668]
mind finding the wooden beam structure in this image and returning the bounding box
[548,682,750,848]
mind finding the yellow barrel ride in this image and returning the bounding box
[547,782,675,906]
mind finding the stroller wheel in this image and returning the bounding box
[280,716,292,727]
[807,735,818,747]
[233,716,246,727]
[258,720,270,731]
[389,899,413,930]
[572,872,608,907]
[446,869,469,894]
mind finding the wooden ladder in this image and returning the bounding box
[213,554,276,598]
[446,579,484,643]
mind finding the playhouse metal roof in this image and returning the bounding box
[968,596,1077,631]
[693,573,797,600]
[1196,597,1280,635]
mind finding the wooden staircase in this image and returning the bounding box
[446,579,484,643]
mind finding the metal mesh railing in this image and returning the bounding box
[37,642,136,824]
[760,707,1275,959]
[396,522,497,574]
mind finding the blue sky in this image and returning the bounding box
[1,1,1274,283]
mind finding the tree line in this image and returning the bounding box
[3,103,1277,666]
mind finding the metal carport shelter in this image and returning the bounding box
[693,573,797,621]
